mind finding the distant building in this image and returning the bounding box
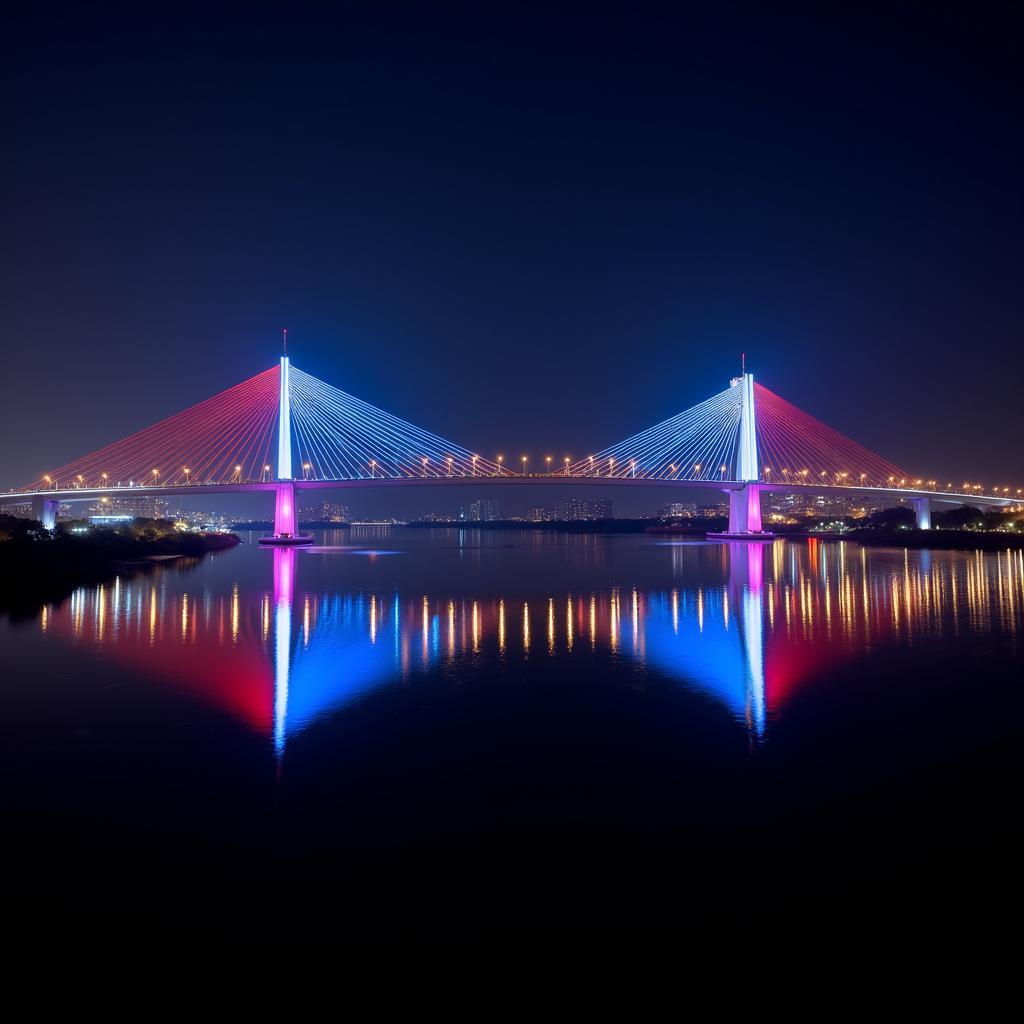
[468,498,501,522]
[564,497,612,521]
[299,501,350,523]
[88,495,169,519]
[697,503,729,518]
[526,505,558,522]
[764,492,877,519]
[419,511,457,523]
[658,501,696,519]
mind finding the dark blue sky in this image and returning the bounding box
[2,3,1021,516]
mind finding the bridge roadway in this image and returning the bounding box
[3,476,1016,534]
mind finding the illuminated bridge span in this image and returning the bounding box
[4,355,1019,535]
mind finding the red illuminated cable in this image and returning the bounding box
[25,367,280,489]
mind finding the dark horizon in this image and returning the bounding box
[3,4,1022,517]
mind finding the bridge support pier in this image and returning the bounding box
[32,497,60,531]
[728,485,764,534]
[274,482,297,536]
[912,496,932,530]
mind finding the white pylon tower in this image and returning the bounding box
[717,354,768,537]
[277,329,293,481]
[737,361,759,483]
[266,328,307,543]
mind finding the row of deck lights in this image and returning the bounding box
[32,464,1024,497]
[760,469,1023,497]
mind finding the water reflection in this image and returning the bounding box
[34,538,1024,754]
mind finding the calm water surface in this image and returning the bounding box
[2,528,1021,906]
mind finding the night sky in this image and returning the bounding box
[3,4,1021,517]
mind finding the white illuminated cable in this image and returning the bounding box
[573,385,743,481]
[287,367,498,481]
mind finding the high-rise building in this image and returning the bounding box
[87,495,169,519]
[658,502,697,519]
[764,492,876,518]
[526,505,558,522]
[564,497,612,521]
[299,501,351,523]
[468,498,501,522]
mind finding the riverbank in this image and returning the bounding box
[0,524,239,619]
[407,518,728,534]
[845,528,1024,552]
[404,519,1024,551]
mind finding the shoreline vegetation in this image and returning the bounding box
[0,515,239,619]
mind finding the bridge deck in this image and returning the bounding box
[2,477,1015,508]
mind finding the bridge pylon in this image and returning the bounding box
[277,353,293,481]
[727,485,764,534]
[718,372,770,538]
[912,496,932,530]
[738,371,758,484]
[263,353,312,544]
[32,496,60,531]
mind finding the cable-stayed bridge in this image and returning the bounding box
[4,355,1018,536]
